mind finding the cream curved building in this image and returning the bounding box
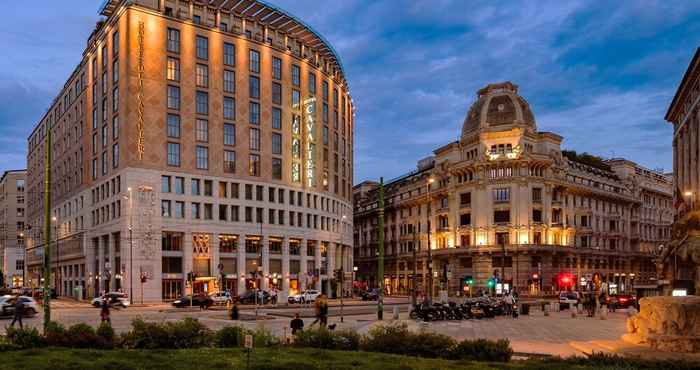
[25,0,353,302]
[354,82,671,297]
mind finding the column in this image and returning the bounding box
[183,232,193,294]
[328,243,337,276]
[261,235,269,291]
[97,237,105,295]
[299,238,308,290]
[282,236,290,296]
[212,233,220,291]
[108,233,117,293]
[237,236,246,294]
[315,240,322,291]
[421,257,427,293]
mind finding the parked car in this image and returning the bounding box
[238,290,270,304]
[91,292,130,308]
[172,294,213,308]
[607,294,636,309]
[210,291,233,305]
[361,289,379,301]
[288,290,321,304]
[0,296,39,317]
[558,291,579,309]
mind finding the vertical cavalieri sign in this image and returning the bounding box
[304,97,317,187]
[136,21,146,160]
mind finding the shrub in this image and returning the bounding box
[0,335,19,351]
[120,318,213,349]
[44,321,69,347]
[216,326,250,348]
[67,323,100,349]
[97,321,115,349]
[166,317,213,349]
[252,327,280,347]
[294,328,360,351]
[360,322,410,354]
[5,327,45,349]
[120,318,170,349]
[405,332,455,358]
[450,338,513,362]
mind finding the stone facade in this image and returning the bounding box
[354,82,671,297]
[0,170,26,288]
[24,0,353,302]
[661,47,700,295]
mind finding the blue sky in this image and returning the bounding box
[1,1,698,183]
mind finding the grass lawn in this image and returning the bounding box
[0,347,642,370]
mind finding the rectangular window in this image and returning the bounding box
[224,150,236,173]
[460,213,471,226]
[460,192,471,206]
[167,57,180,81]
[191,179,201,196]
[272,107,282,129]
[196,91,208,115]
[249,75,260,99]
[532,188,542,203]
[249,102,260,124]
[494,210,511,223]
[205,180,213,196]
[323,126,329,145]
[161,200,171,217]
[291,64,300,87]
[196,146,209,169]
[272,82,282,105]
[102,125,108,147]
[174,201,185,218]
[231,183,239,199]
[195,119,208,142]
[112,60,119,83]
[204,204,213,220]
[323,103,329,123]
[167,28,180,53]
[308,72,316,95]
[167,114,180,138]
[223,42,235,66]
[167,85,180,110]
[249,49,260,73]
[223,123,236,145]
[249,154,260,176]
[272,158,282,180]
[223,70,235,93]
[193,15,201,24]
[112,87,119,111]
[271,133,282,154]
[162,176,172,193]
[112,31,119,55]
[191,203,200,219]
[223,97,236,120]
[174,177,184,194]
[322,81,329,100]
[493,188,510,203]
[196,35,208,60]
[112,116,119,139]
[167,143,180,166]
[249,128,260,150]
[272,57,282,79]
[112,143,119,168]
[292,90,300,109]
[196,64,209,87]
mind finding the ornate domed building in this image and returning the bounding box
[354,82,673,297]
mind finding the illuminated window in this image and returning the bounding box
[292,90,300,109]
[224,150,236,173]
[195,119,208,142]
[167,57,180,81]
[196,64,208,87]
[249,154,260,176]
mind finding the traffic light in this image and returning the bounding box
[463,275,473,285]
[487,278,496,289]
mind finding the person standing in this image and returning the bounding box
[503,293,514,317]
[290,313,304,334]
[271,288,278,306]
[10,298,24,329]
[230,301,239,320]
[100,296,111,323]
[319,294,329,328]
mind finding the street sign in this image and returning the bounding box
[244,334,253,349]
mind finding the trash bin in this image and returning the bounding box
[520,303,530,315]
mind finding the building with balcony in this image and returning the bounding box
[354,82,671,297]
[25,0,353,302]
[0,170,27,288]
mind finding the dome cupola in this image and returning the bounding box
[462,82,536,139]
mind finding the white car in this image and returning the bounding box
[559,291,579,309]
[288,290,321,304]
[210,291,233,305]
[0,296,39,317]
[92,292,130,308]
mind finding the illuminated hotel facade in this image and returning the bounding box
[24,0,353,302]
[354,82,671,297]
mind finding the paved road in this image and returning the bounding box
[0,296,632,358]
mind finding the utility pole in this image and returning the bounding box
[377,177,385,320]
[42,119,52,331]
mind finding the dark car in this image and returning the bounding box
[361,289,379,301]
[238,290,270,305]
[607,294,636,309]
[171,294,213,308]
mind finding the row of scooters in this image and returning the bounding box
[409,297,512,321]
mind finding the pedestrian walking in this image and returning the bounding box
[230,301,239,320]
[10,298,24,329]
[319,294,329,328]
[310,295,323,327]
[290,313,304,335]
[271,288,278,306]
[100,296,111,324]
[503,293,514,317]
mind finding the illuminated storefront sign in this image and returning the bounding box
[304,97,317,187]
[291,115,301,183]
[136,21,146,160]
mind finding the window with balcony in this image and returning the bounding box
[494,210,510,224]
[493,188,510,203]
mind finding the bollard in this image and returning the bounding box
[600,306,608,320]
[393,306,399,320]
[577,303,583,314]
[571,310,577,318]
[544,304,550,316]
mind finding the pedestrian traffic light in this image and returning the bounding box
[464,275,473,285]
[487,278,496,288]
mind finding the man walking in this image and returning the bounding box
[503,293,514,317]
[10,298,24,329]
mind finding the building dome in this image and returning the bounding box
[462,82,536,137]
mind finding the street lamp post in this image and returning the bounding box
[52,216,58,297]
[426,177,435,304]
